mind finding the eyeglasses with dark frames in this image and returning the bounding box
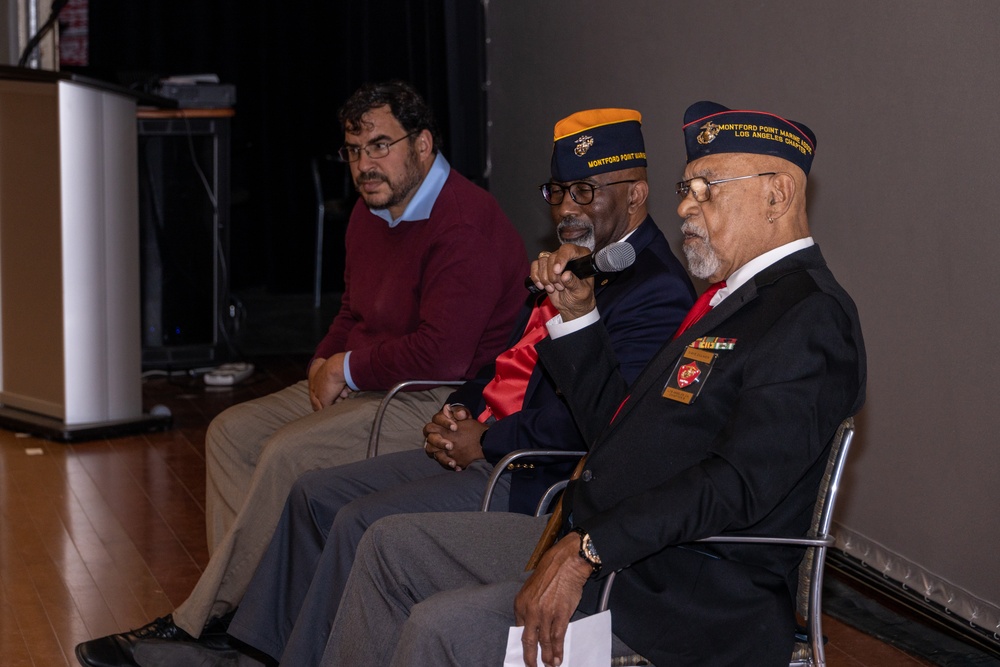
[338,132,418,163]
[538,179,638,206]
[675,172,777,203]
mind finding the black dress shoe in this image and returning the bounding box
[75,614,195,667]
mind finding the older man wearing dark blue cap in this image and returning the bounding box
[318,101,866,667]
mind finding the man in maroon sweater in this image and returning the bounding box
[74,80,527,667]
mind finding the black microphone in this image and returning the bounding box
[525,241,637,293]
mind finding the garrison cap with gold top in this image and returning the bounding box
[551,108,647,182]
[682,101,817,175]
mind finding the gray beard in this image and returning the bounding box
[683,239,722,281]
[556,221,596,252]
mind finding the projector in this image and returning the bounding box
[155,82,236,109]
[154,75,236,109]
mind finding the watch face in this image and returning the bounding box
[582,534,601,564]
[574,528,601,572]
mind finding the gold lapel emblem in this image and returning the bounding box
[697,121,720,145]
[574,135,594,156]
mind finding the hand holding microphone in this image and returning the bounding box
[524,241,636,294]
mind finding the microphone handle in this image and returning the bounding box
[564,254,600,279]
[524,254,599,294]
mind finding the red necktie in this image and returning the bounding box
[672,281,725,339]
[478,297,559,422]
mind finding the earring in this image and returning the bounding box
[767,216,774,224]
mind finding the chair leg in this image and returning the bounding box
[314,205,325,309]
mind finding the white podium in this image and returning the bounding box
[0,66,170,440]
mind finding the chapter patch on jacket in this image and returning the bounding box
[689,336,737,351]
[663,346,717,404]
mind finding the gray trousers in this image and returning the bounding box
[318,512,641,666]
[172,380,453,636]
[320,511,542,666]
[226,449,511,666]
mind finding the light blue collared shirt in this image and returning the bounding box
[370,152,451,228]
[343,152,452,390]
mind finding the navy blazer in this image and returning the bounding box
[448,216,695,514]
[536,245,867,667]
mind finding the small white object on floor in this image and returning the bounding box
[504,610,611,667]
[204,362,254,386]
[25,447,44,455]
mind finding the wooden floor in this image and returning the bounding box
[0,355,936,667]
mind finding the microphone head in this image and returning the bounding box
[593,241,637,273]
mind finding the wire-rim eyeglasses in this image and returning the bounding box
[675,172,777,203]
[338,131,418,163]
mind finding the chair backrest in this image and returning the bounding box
[311,154,353,210]
[792,416,855,666]
[310,154,354,307]
[597,417,855,667]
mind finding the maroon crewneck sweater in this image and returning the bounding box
[312,169,528,390]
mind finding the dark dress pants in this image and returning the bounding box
[226,448,509,666]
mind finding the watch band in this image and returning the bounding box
[572,527,602,574]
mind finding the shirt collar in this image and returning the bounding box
[617,226,639,244]
[711,237,815,306]
[370,152,451,227]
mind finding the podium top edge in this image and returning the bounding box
[0,65,179,108]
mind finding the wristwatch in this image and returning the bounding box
[572,527,602,574]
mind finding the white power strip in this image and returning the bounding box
[204,362,254,386]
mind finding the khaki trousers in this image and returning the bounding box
[172,380,452,636]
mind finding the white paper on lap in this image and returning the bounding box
[503,610,611,667]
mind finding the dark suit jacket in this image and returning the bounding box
[536,244,867,667]
[448,216,695,514]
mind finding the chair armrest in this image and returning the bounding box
[696,535,835,548]
[597,535,835,612]
[535,480,570,517]
[480,449,586,512]
[366,380,464,458]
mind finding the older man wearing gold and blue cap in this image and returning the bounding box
[320,100,866,667]
[128,108,696,667]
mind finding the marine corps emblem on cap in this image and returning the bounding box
[574,135,594,156]
[550,108,645,181]
[697,121,720,145]
[683,100,817,175]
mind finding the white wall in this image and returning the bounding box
[486,0,1000,634]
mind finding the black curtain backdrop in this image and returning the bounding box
[84,0,486,293]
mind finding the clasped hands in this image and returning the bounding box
[422,404,486,471]
[527,244,597,322]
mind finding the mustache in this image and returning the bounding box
[556,217,591,235]
[681,221,707,240]
[356,170,388,184]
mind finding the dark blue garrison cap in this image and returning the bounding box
[683,101,817,175]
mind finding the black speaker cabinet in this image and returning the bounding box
[138,109,232,369]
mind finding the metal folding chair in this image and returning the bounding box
[365,379,464,458]
[598,418,856,667]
